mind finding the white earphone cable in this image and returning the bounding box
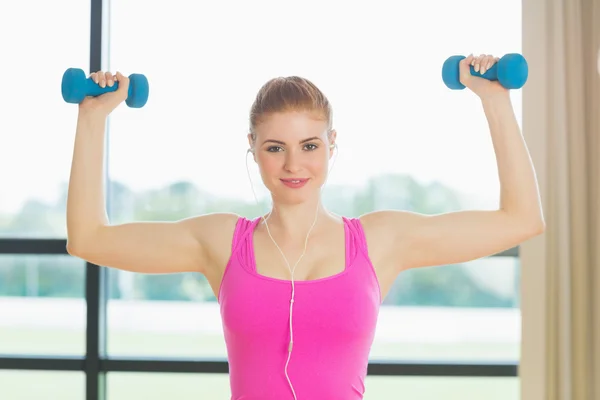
[245,140,338,399]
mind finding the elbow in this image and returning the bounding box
[523,217,546,238]
[66,225,103,259]
[503,209,546,238]
[66,239,86,258]
[532,220,546,236]
[66,233,97,259]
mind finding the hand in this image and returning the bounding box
[459,54,509,101]
[78,71,130,118]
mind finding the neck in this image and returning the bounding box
[261,196,331,241]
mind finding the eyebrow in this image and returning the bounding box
[262,137,322,145]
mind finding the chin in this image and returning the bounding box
[276,196,309,206]
[274,182,325,204]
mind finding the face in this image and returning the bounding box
[248,111,336,205]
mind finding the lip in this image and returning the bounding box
[280,178,309,188]
[280,178,309,182]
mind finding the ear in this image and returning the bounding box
[328,129,337,157]
[247,133,257,162]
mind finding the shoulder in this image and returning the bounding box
[184,212,244,267]
[358,210,422,237]
[185,212,242,236]
[357,210,423,264]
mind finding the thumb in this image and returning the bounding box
[115,71,130,101]
[459,54,474,86]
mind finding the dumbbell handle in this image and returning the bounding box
[86,77,126,97]
[468,63,498,81]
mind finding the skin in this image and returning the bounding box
[247,111,338,233]
[67,54,545,303]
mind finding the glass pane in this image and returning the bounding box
[107,269,226,357]
[0,0,90,238]
[364,376,519,400]
[106,0,522,362]
[107,373,229,400]
[371,257,520,362]
[106,258,518,360]
[107,373,518,400]
[0,255,86,355]
[0,371,85,400]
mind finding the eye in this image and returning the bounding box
[304,143,318,151]
[267,146,283,152]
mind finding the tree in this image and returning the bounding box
[0,174,518,309]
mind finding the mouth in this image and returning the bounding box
[280,178,310,188]
[280,178,308,183]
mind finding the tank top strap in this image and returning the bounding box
[218,216,259,304]
[342,216,370,263]
[230,216,260,256]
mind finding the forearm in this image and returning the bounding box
[66,113,109,248]
[482,95,544,225]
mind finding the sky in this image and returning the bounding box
[1,0,522,214]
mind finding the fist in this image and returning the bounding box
[459,54,508,100]
[79,71,130,118]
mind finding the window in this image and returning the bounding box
[0,1,527,399]
[106,0,522,363]
[106,373,518,400]
[0,0,90,238]
[364,376,519,400]
[0,371,85,400]
[0,255,86,355]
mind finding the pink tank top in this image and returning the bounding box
[218,216,382,399]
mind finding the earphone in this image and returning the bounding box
[245,138,338,399]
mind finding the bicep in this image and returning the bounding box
[362,210,542,271]
[67,213,239,274]
[400,210,522,269]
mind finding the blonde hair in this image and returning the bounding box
[249,76,333,143]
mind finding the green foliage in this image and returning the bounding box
[0,174,518,308]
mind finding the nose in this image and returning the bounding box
[284,151,302,174]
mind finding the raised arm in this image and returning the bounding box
[66,71,238,274]
[361,54,545,271]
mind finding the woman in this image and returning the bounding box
[66,54,545,399]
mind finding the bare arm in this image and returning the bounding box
[66,72,238,274]
[362,208,542,271]
[361,55,545,271]
[68,214,239,274]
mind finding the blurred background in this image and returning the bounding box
[3,0,596,399]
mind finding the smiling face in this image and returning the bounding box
[248,111,336,205]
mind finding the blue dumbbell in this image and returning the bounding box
[61,68,149,108]
[442,53,528,90]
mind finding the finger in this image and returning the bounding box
[115,72,130,97]
[104,71,114,87]
[95,71,105,88]
[492,56,500,69]
[473,54,486,73]
[485,54,496,70]
[89,72,99,84]
[480,55,492,74]
[485,54,496,71]
[463,54,475,75]
[459,55,474,84]
[471,55,481,72]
